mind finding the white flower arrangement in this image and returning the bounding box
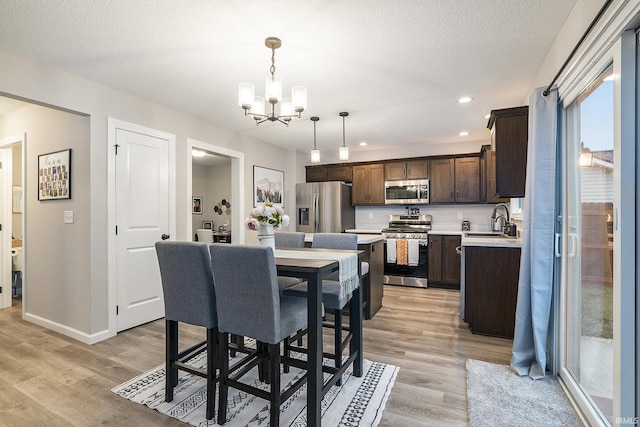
[245,202,290,231]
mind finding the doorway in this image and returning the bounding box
[186,138,245,246]
[0,133,25,311]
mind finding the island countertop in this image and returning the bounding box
[305,233,384,244]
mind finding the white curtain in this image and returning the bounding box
[511,86,558,379]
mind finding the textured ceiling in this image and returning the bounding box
[0,0,577,156]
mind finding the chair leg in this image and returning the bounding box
[217,332,230,425]
[205,327,217,420]
[269,343,281,427]
[283,338,291,373]
[334,311,343,386]
[165,320,179,402]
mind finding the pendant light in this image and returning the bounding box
[339,112,349,161]
[310,116,320,164]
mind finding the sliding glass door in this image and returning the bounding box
[564,67,614,424]
[559,28,638,426]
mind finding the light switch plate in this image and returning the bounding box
[457,211,463,220]
[64,210,74,224]
[368,212,374,219]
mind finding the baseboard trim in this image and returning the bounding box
[24,311,115,344]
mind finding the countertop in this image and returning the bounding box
[344,229,383,234]
[305,233,384,244]
[461,232,523,248]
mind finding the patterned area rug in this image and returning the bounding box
[112,351,398,426]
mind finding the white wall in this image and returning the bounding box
[0,49,302,339]
[0,104,91,331]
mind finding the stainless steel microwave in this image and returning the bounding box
[384,179,429,205]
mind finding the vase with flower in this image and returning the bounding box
[245,202,290,249]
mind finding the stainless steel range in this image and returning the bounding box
[382,214,432,288]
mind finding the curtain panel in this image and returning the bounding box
[511,86,558,379]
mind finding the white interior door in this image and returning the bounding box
[115,127,171,331]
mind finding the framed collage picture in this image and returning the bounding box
[38,149,71,201]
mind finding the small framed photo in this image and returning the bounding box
[253,165,284,207]
[202,220,213,230]
[38,149,71,200]
[193,196,203,214]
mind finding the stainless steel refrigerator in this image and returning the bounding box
[296,182,355,233]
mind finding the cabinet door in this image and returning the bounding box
[406,160,428,179]
[427,235,443,283]
[384,162,407,180]
[484,150,510,204]
[442,236,461,284]
[454,157,480,203]
[492,107,528,198]
[429,159,455,203]
[306,165,327,182]
[327,164,352,182]
[367,164,385,204]
[351,165,369,205]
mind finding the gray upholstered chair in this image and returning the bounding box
[274,231,306,248]
[282,232,360,384]
[209,244,308,427]
[155,241,218,420]
[274,231,307,292]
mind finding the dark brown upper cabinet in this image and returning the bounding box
[326,164,353,182]
[488,106,529,198]
[429,156,480,204]
[384,160,428,181]
[305,165,328,182]
[352,164,385,205]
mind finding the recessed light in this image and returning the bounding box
[459,131,469,136]
[483,113,491,119]
[192,149,206,157]
[458,96,473,104]
[359,142,367,146]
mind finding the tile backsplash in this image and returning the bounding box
[355,204,497,232]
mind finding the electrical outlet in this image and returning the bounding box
[457,211,463,220]
[64,210,74,224]
[368,212,374,219]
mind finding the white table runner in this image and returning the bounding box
[274,249,359,299]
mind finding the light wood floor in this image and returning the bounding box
[0,286,512,426]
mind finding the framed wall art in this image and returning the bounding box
[253,165,284,207]
[192,196,203,214]
[202,220,213,230]
[38,149,71,201]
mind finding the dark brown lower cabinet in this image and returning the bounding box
[464,246,521,339]
[428,235,461,288]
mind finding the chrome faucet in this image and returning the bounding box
[491,202,510,233]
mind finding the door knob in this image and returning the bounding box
[161,234,170,240]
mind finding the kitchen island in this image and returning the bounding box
[461,232,522,338]
[304,233,384,319]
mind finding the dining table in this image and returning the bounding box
[274,247,364,427]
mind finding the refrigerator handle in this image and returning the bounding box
[313,192,319,233]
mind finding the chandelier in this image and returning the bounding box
[238,37,307,126]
